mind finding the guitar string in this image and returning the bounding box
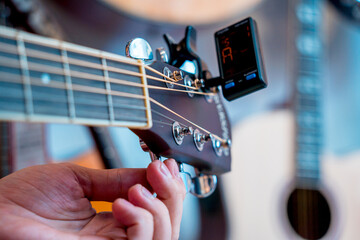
[0,40,180,84]
[0,34,224,141]
[0,61,213,97]
[0,75,225,142]
[0,43,197,90]
[0,56,214,97]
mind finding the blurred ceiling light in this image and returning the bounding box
[99,0,263,25]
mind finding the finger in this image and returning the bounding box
[112,198,153,240]
[128,184,171,240]
[65,163,150,201]
[146,159,186,240]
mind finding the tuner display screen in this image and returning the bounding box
[217,22,256,79]
[215,17,267,101]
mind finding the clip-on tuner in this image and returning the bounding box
[164,17,267,101]
[208,17,267,101]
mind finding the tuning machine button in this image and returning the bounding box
[126,38,154,61]
[178,163,217,198]
[172,121,193,145]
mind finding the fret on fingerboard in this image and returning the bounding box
[0,25,152,129]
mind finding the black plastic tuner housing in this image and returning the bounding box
[214,17,267,101]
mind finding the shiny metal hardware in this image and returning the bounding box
[172,70,184,82]
[178,163,217,198]
[172,121,193,145]
[221,139,231,156]
[194,78,205,88]
[211,137,223,157]
[126,38,154,61]
[156,47,169,63]
[184,75,195,97]
[193,129,211,151]
[139,139,159,161]
[191,174,217,198]
[163,67,174,88]
[212,137,231,157]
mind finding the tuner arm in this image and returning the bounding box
[164,26,204,80]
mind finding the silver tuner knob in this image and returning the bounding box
[156,47,169,63]
[126,38,154,61]
[172,121,193,145]
[177,163,217,198]
[190,174,217,198]
[193,129,211,151]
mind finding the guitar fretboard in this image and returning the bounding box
[0,25,152,129]
[293,0,324,184]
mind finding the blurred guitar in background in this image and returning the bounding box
[223,0,360,239]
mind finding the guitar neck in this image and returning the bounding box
[0,25,152,129]
[293,0,324,185]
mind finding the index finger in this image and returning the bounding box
[146,159,186,240]
[66,164,150,202]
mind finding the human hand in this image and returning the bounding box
[0,159,186,240]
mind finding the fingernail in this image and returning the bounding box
[160,161,172,178]
[141,186,155,199]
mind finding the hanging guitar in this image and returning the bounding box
[0,1,267,197]
[223,0,360,239]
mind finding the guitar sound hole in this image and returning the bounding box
[287,188,331,240]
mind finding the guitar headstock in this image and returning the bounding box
[127,28,232,197]
[132,61,232,175]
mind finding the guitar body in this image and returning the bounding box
[223,110,360,239]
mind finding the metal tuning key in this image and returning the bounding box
[126,38,154,61]
[172,121,193,145]
[178,163,217,198]
[193,129,212,151]
[212,137,232,157]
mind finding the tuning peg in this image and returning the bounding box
[193,129,212,151]
[126,38,154,61]
[178,163,217,198]
[172,121,193,145]
[190,174,217,198]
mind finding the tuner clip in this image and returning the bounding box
[164,26,205,79]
